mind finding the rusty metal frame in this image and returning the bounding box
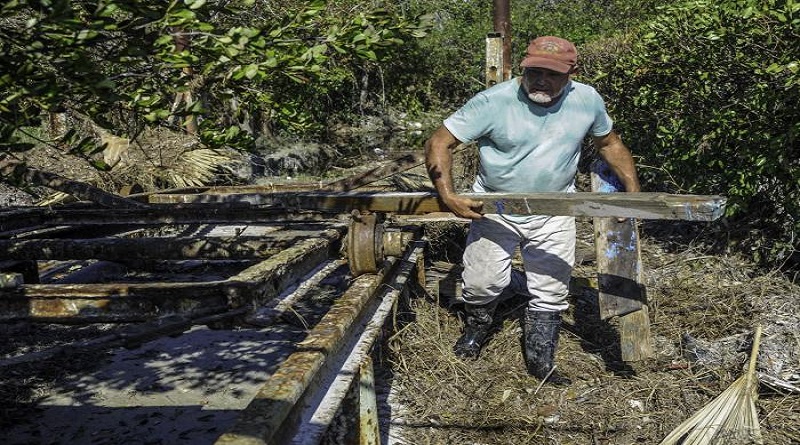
[0,227,345,322]
[216,239,424,445]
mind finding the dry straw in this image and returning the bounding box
[659,325,764,445]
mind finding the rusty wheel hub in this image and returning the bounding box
[347,212,385,276]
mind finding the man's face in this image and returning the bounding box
[521,67,572,105]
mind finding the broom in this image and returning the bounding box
[659,325,764,445]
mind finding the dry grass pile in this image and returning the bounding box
[385,220,800,444]
[17,125,248,205]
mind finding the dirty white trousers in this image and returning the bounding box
[461,214,576,312]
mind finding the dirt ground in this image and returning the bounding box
[384,219,800,444]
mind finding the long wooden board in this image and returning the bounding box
[146,190,727,221]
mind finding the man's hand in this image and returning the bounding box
[441,194,484,220]
[425,126,485,219]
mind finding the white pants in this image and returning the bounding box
[461,214,576,312]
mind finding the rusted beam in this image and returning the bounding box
[216,271,387,445]
[0,206,332,233]
[0,234,325,261]
[226,227,344,306]
[148,191,727,221]
[0,227,345,322]
[221,239,423,445]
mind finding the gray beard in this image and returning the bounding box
[528,91,554,103]
[527,84,567,104]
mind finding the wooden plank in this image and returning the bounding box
[323,153,425,191]
[146,191,726,221]
[591,160,653,361]
[485,33,504,88]
[132,182,376,198]
[0,281,235,322]
[594,218,644,318]
[216,272,386,445]
[619,306,652,361]
[359,356,380,445]
[227,226,345,306]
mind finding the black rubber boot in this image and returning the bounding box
[523,310,572,385]
[453,302,496,359]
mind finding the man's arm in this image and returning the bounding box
[593,131,641,192]
[424,126,483,219]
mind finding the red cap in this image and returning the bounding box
[519,36,577,74]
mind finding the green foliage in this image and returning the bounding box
[588,0,800,266]
[512,0,659,47]
[0,0,430,155]
[393,0,493,109]
[393,0,661,111]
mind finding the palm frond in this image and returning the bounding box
[660,326,763,445]
[162,148,235,188]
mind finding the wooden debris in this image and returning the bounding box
[0,157,149,209]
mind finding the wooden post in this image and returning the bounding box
[358,356,380,445]
[591,159,654,361]
[485,33,504,88]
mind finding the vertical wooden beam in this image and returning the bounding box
[358,356,380,445]
[591,160,653,361]
[485,33,504,88]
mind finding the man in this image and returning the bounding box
[424,36,640,385]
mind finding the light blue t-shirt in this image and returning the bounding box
[444,77,612,195]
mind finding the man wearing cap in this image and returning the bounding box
[424,36,640,385]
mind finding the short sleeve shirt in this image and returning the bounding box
[444,78,612,194]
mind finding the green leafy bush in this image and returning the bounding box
[586,0,800,267]
[0,0,430,153]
